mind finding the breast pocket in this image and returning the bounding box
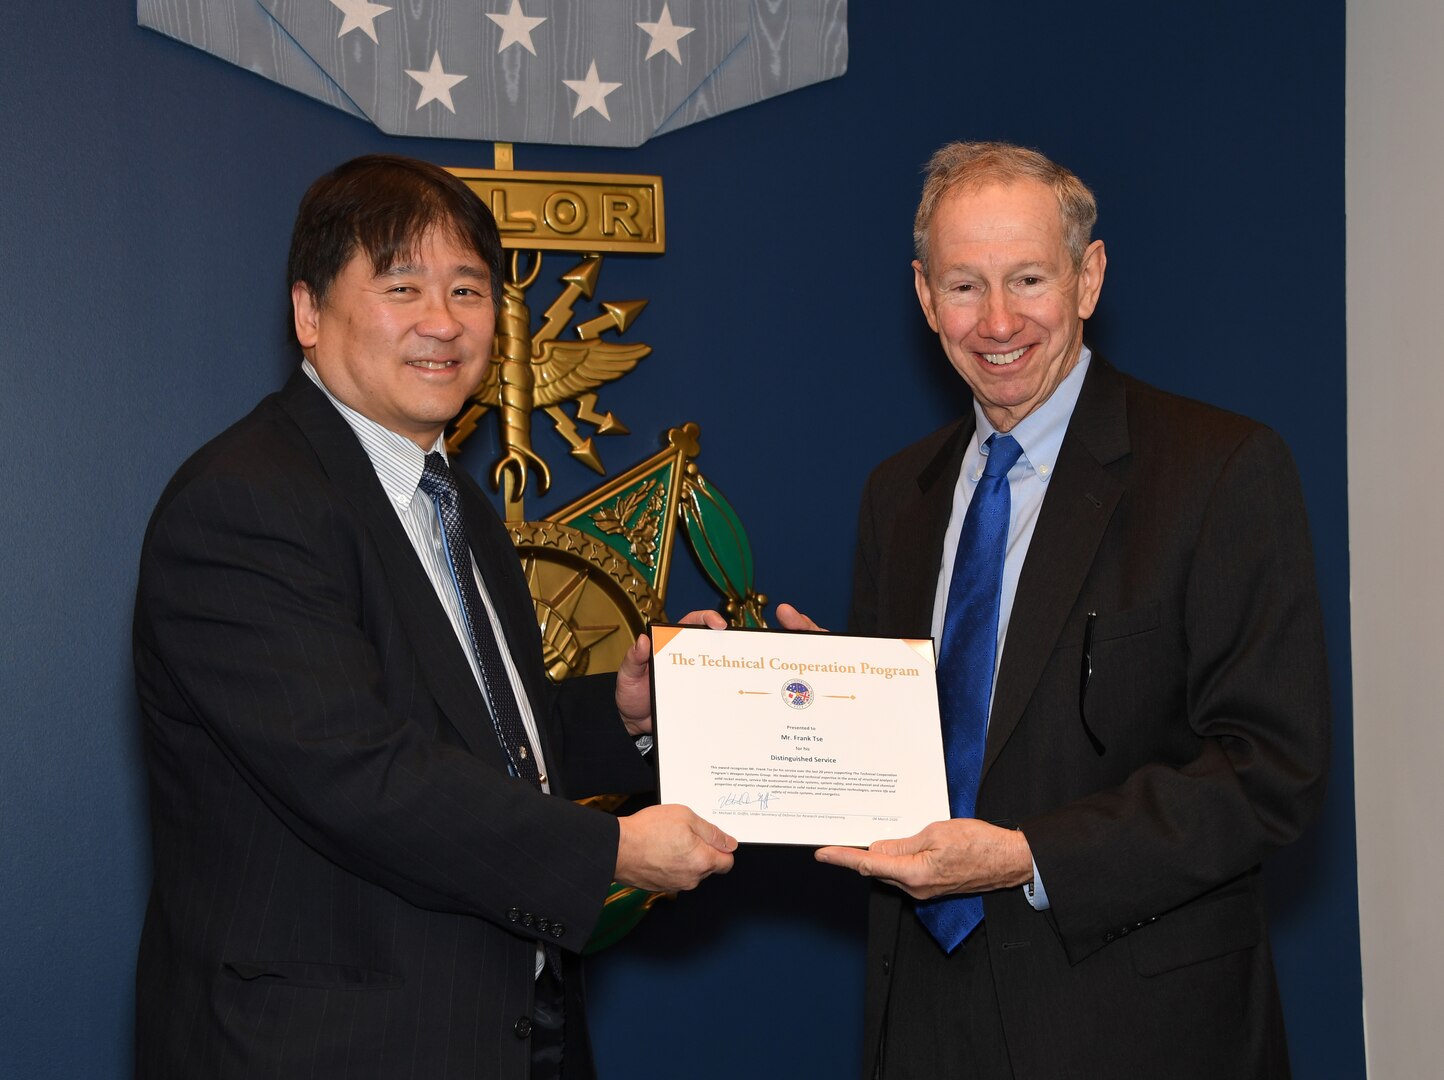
[1075,600,1179,753]
[1087,600,1162,644]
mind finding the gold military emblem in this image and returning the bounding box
[449,252,649,508]
[446,148,766,949]
[447,147,766,682]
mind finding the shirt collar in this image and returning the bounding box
[970,345,1092,483]
[301,359,447,512]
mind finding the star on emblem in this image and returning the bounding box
[329,0,391,43]
[486,0,547,56]
[562,61,622,120]
[405,52,467,113]
[637,4,694,64]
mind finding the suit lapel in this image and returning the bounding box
[983,358,1131,777]
[891,419,976,636]
[277,372,504,762]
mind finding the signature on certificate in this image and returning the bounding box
[717,789,779,811]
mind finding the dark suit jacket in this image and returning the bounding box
[850,357,1330,1079]
[133,371,654,1079]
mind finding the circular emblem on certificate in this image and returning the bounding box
[781,679,814,710]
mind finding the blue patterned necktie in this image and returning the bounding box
[418,453,541,787]
[918,433,1024,952]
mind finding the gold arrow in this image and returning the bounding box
[542,405,606,474]
[574,392,629,436]
[576,299,648,340]
[534,257,602,346]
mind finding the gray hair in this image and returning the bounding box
[913,142,1098,272]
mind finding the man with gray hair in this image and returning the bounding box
[814,142,1330,1078]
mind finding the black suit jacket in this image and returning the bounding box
[133,372,653,1079]
[850,357,1330,1079]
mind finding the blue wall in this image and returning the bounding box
[0,3,1357,1076]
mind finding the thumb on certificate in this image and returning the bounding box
[624,632,651,666]
[869,832,929,857]
[676,608,729,629]
[814,845,904,886]
[814,844,867,868]
[775,603,826,632]
[615,634,655,736]
[692,814,739,854]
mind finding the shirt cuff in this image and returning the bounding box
[1024,854,1050,910]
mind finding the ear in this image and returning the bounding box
[291,282,320,351]
[1076,240,1106,320]
[913,260,940,333]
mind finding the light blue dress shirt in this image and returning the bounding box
[928,347,1093,910]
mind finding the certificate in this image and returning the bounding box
[650,625,950,846]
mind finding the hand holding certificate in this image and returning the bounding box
[650,624,950,847]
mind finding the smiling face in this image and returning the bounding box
[914,179,1106,432]
[292,228,495,449]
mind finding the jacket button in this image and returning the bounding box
[1103,931,1115,943]
[521,912,535,928]
[507,907,520,923]
[881,957,891,976]
[514,1016,532,1039]
[550,922,565,938]
[536,919,550,934]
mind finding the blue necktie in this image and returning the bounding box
[419,453,541,787]
[918,433,1023,952]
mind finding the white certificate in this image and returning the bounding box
[650,625,950,846]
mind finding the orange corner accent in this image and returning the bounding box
[904,638,938,667]
[651,625,683,653]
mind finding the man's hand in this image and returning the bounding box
[613,603,825,735]
[615,609,729,736]
[775,603,824,632]
[814,819,1033,900]
[615,804,738,892]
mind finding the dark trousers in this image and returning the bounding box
[530,961,566,1080]
[878,914,1014,1079]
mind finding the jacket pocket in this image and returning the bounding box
[1053,600,1163,652]
[222,959,403,991]
[1089,600,1161,643]
[1127,886,1260,977]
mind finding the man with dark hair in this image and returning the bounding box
[813,142,1330,1077]
[133,155,734,1080]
